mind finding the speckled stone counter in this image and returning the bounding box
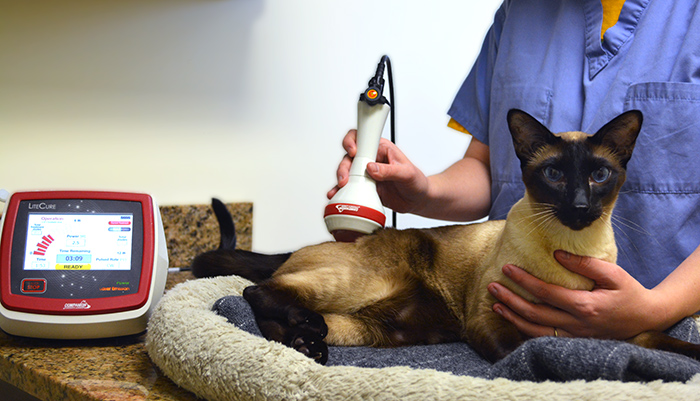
[160,202,253,268]
[0,202,252,401]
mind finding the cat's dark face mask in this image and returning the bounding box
[529,143,622,231]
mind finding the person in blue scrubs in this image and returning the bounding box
[329,0,700,340]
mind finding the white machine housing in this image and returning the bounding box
[0,191,169,339]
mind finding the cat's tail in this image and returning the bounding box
[190,198,291,283]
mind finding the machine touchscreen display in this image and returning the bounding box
[23,213,134,272]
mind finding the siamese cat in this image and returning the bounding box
[193,109,700,364]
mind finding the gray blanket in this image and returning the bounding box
[213,295,700,382]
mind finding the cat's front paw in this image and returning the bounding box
[288,309,328,339]
[288,330,329,364]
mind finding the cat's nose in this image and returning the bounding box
[573,188,589,209]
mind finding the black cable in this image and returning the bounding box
[360,55,398,229]
[383,56,395,146]
[381,55,398,229]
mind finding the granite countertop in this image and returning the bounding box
[0,202,253,401]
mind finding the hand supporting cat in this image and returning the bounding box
[490,252,669,340]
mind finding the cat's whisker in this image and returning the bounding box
[611,214,654,238]
[609,213,665,278]
[519,208,558,238]
[611,213,665,250]
[511,206,551,228]
[529,202,557,212]
[609,218,636,269]
[611,213,665,278]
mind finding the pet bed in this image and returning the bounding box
[145,275,700,401]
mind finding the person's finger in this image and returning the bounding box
[342,130,358,158]
[327,154,354,199]
[366,161,415,183]
[492,301,570,338]
[488,281,574,330]
[374,138,399,163]
[367,144,414,181]
[327,185,340,199]
[501,264,587,313]
[336,154,353,184]
[553,250,624,289]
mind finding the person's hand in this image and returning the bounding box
[327,129,430,214]
[487,250,664,340]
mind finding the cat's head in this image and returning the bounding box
[507,109,642,231]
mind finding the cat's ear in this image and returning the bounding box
[507,109,559,166]
[590,110,642,168]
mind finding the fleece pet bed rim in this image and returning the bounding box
[145,275,700,401]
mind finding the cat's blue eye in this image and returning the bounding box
[591,166,611,183]
[543,166,563,182]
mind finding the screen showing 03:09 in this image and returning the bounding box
[23,213,134,271]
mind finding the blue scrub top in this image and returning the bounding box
[448,0,700,288]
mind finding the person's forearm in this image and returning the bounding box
[414,138,492,222]
[650,246,700,331]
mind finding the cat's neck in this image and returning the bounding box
[504,192,617,262]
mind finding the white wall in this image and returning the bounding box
[1,0,501,255]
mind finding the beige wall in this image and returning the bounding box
[1,0,499,254]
